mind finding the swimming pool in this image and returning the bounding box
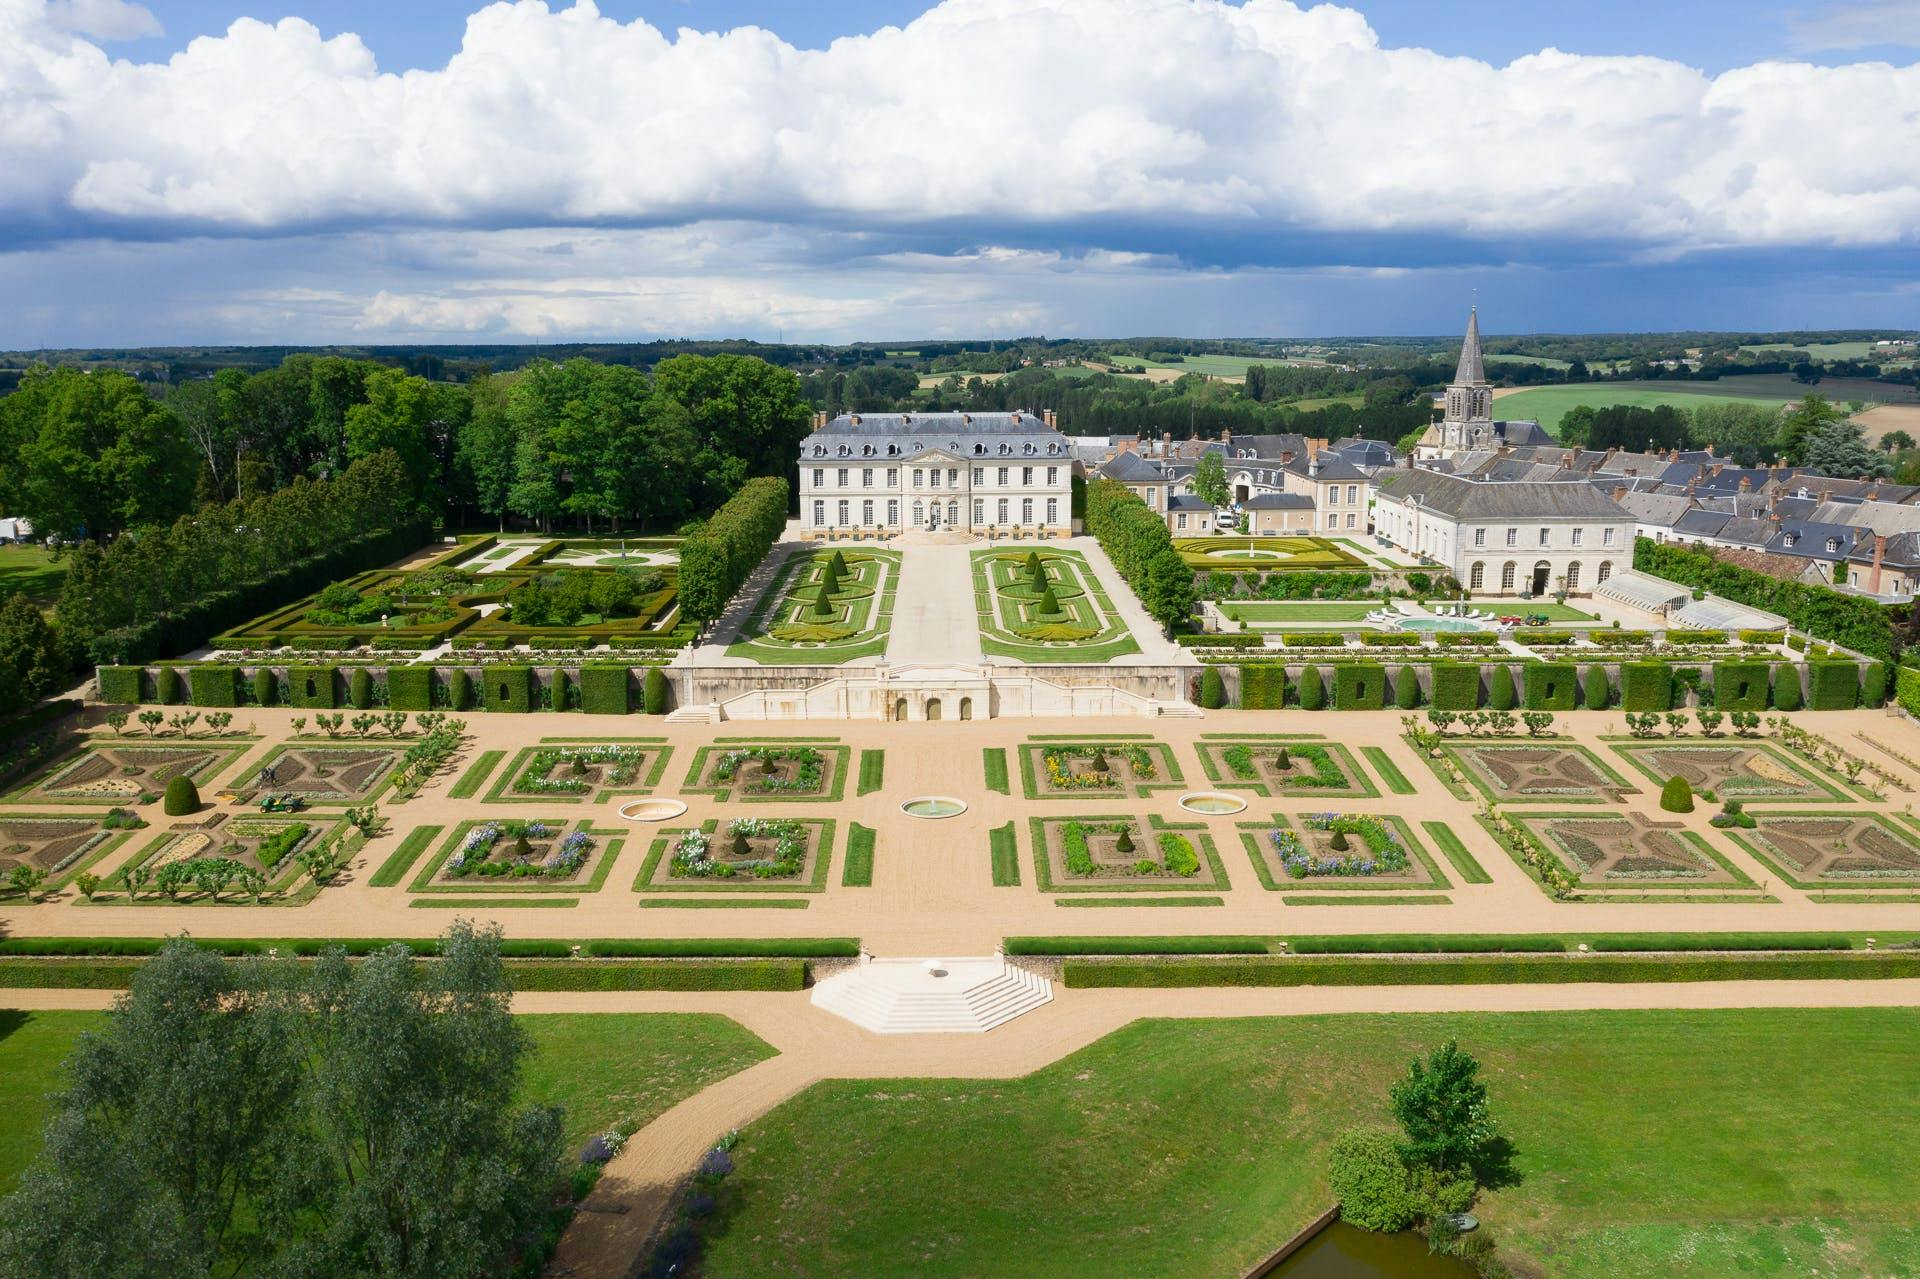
[1397,617,1486,633]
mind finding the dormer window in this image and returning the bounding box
[1796,487,1809,499]
[838,445,851,457]
[812,445,826,457]
[887,444,899,456]
[973,444,986,455]
[862,445,874,456]
[1784,532,1799,547]
[1826,537,1841,553]
[1000,443,1012,455]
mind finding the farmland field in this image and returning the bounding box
[1488,383,1795,435]
[1737,340,1916,362]
[1101,352,1319,379]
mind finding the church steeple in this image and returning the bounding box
[1439,304,1494,450]
[1454,306,1487,386]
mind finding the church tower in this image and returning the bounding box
[1440,307,1494,450]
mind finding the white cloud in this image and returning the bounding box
[1789,1,1920,50]
[0,0,1915,259]
[41,0,158,39]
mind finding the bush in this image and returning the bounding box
[549,668,573,712]
[153,666,181,705]
[1808,661,1859,710]
[1430,663,1480,711]
[643,667,670,715]
[1486,665,1516,710]
[1523,663,1576,711]
[1328,1127,1421,1233]
[677,476,791,626]
[1861,661,1889,708]
[1712,661,1771,711]
[287,665,338,709]
[186,666,239,708]
[580,665,631,715]
[1581,664,1611,710]
[348,668,374,710]
[1239,663,1288,710]
[162,774,200,816]
[1621,662,1673,711]
[387,667,433,711]
[1333,663,1385,710]
[1393,666,1421,709]
[448,668,474,711]
[1198,666,1226,709]
[485,666,534,713]
[1771,666,1803,711]
[251,668,278,708]
[97,666,142,704]
[1659,775,1694,813]
[1298,665,1326,710]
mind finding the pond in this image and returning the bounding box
[1265,1222,1479,1279]
[901,796,967,819]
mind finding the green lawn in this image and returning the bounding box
[727,549,900,666]
[1220,601,1379,625]
[1102,352,1308,379]
[1491,384,1794,435]
[0,545,65,608]
[698,1008,1920,1279]
[0,1010,774,1191]
[970,548,1141,664]
[1174,536,1366,573]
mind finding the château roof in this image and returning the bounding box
[801,410,1069,461]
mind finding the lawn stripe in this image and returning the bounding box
[1362,746,1415,795]
[448,750,505,799]
[1423,820,1492,884]
[989,821,1019,886]
[369,825,443,888]
[843,823,876,887]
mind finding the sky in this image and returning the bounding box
[3,0,1918,347]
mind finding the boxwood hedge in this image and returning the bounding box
[1523,663,1577,711]
[288,665,338,708]
[97,666,142,705]
[1620,662,1673,711]
[1713,661,1772,711]
[484,666,534,713]
[1808,660,1860,710]
[1430,663,1481,710]
[581,665,631,715]
[1239,663,1288,710]
[387,667,433,711]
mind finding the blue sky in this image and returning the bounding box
[3,0,1918,346]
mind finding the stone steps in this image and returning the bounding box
[664,704,722,724]
[810,956,1053,1034]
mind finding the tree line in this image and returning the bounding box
[1555,394,1893,477]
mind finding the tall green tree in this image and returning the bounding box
[0,367,195,541]
[653,354,811,510]
[1803,416,1891,479]
[1389,1039,1499,1178]
[345,367,444,500]
[1190,450,1230,507]
[1777,394,1847,466]
[0,592,72,714]
[454,372,519,528]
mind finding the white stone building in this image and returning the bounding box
[1374,468,1635,596]
[798,410,1074,539]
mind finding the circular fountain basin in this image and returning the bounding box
[1178,791,1248,816]
[901,796,968,819]
[618,798,688,823]
[1398,616,1485,633]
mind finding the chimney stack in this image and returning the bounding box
[1871,533,1888,595]
[813,410,827,429]
[1612,485,1628,502]
[1043,408,1057,430]
[1738,476,1751,493]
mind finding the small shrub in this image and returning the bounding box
[1328,1127,1421,1233]
[251,668,278,707]
[153,666,182,705]
[1198,666,1226,710]
[448,669,474,711]
[1659,775,1694,813]
[162,775,200,817]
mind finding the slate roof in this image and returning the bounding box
[1673,508,1733,539]
[1095,451,1168,483]
[1377,469,1632,520]
[1613,490,1694,528]
[802,410,1069,459]
[1167,494,1215,512]
[1243,493,1316,510]
[1286,453,1369,483]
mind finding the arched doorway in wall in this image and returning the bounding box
[925,698,943,721]
[1531,561,1551,596]
[893,697,909,722]
[958,697,972,720]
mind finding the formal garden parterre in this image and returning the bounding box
[1432,740,1636,805]
[1173,536,1366,573]
[1195,733,1379,798]
[970,548,1139,663]
[5,740,248,807]
[1017,737,1184,800]
[0,812,144,893]
[484,738,674,804]
[1237,812,1450,893]
[726,548,900,665]
[634,818,838,894]
[1025,813,1229,893]
[407,817,625,895]
[99,811,356,905]
[1723,811,1920,894]
[1608,740,1858,803]
[1488,810,1764,903]
[681,740,849,804]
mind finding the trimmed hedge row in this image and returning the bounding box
[484,665,535,713]
[0,956,807,992]
[1809,660,1860,710]
[0,936,857,959]
[1061,952,1920,988]
[187,665,239,707]
[1004,936,1268,956]
[677,476,791,625]
[1430,663,1480,711]
[1620,662,1673,711]
[1523,663,1577,711]
[1240,663,1288,710]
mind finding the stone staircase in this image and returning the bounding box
[664,704,723,724]
[810,954,1053,1034]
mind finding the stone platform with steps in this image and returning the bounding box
[810,953,1053,1034]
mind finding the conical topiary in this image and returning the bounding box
[733,830,751,858]
[1038,585,1061,616]
[1090,751,1111,773]
[513,833,533,859]
[811,583,835,618]
[1659,775,1694,813]
[1329,829,1350,852]
[162,774,200,817]
[1027,555,1047,592]
[1275,746,1292,770]
[828,550,848,578]
[1115,826,1135,854]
